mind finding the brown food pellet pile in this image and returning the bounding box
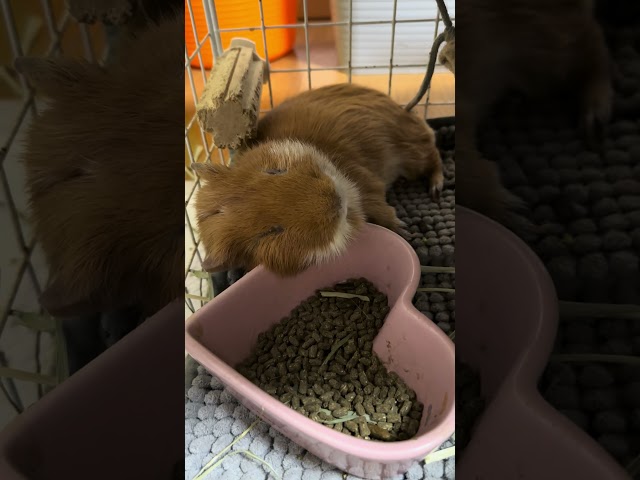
[237,278,424,441]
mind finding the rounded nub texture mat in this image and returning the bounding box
[476,21,640,472]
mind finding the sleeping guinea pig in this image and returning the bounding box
[17,13,183,318]
[194,83,444,277]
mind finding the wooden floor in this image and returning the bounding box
[184,27,455,177]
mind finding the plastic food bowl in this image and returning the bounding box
[185,0,297,69]
[0,301,184,480]
[455,206,630,479]
[185,223,455,479]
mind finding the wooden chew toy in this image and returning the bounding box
[196,38,266,150]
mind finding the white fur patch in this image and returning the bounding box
[306,211,354,267]
[303,147,362,267]
[268,140,308,170]
[268,139,363,267]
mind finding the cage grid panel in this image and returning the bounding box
[184,0,455,316]
[0,0,106,426]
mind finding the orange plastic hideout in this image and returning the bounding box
[185,0,298,69]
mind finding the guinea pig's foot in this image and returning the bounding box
[429,171,444,202]
[366,204,405,233]
[581,80,612,152]
[582,110,607,153]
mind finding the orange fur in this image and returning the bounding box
[195,84,444,277]
[19,14,183,318]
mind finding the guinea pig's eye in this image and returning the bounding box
[257,226,285,238]
[199,208,222,221]
[264,168,286,175]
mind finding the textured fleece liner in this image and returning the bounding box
[476,22,640,471]
[185,123,456,480]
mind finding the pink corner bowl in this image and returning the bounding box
[455,206,630,479]
[185,223,455,479]
[0,300,184,479]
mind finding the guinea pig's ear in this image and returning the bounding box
[191,162,229,182]
[13,57,104,98]
[39,275,130,318]
[201,254,233,273]
[39,278,101,317]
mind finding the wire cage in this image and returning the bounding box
[184,0,456,316]
[0,1,110,427]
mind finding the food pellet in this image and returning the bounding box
[332,407,349,418]
[305,403,321,414]
[372,412,386,422]
[318,411,332,422]
[237,278,424,441]
[297,380,306,395]
[399,401,413,416]
[369,424,392,440]
[359,421,371,437]
[345,420,359,433]
[387,413,401,423]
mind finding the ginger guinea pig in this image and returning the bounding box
[17,13,183,318]
[194,83,444,277]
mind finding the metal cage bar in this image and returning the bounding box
[301,0,312,89]
[0,0,110,420]
[423,9,442,120]
[387,0,400,96]
[215,17,451,32]
[257,0,275,109]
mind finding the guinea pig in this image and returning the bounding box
[16,12,183,318]
[438,36,455,75]
[194,83,444,277]
[456,0,613,144]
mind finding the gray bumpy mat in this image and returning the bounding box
[185,364,455,480]
[185,124,456,480]
[476,22,640,471]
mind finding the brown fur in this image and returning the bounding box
[18,14,183,318]
[195,83,444,276]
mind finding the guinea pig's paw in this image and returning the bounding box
[389,216,408,234]
[581,79,612,150]
[429,171,444,201]
[582,110,607,152]
[367,204,405,233]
